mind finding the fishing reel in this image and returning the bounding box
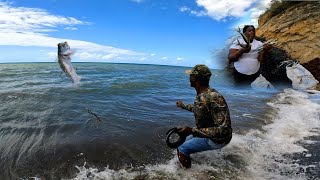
[166,127,187,148]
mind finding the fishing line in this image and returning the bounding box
[85,107,102,122]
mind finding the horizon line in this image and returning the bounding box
[0,61,200,69]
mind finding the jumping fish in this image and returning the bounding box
[57,42,80,84]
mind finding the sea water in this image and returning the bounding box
[0,63,319,179]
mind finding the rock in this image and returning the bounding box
[259,47,293,85]
[302,57,320,90]
[302,58,320,81]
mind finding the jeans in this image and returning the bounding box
[178,135,226,157]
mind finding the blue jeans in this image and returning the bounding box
[178,135,226,157]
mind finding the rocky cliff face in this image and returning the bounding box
[256,1,320,89]
[256,2,320,64]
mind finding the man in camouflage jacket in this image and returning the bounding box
[175,64,232,168]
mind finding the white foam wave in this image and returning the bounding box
[230,89,320,180]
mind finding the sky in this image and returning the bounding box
[0,0,273,68]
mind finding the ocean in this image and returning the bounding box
[0,63,319,180]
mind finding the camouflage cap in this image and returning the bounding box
[185,64,212,78]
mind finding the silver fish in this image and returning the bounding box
[57,42,80,84]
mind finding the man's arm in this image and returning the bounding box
[228,48,248,63]
[228,38,251,63]
[177,126,220,139]
[176,101,194,112]
[258,44,272,63]
[258,50,265,63]
[192,126,221,139]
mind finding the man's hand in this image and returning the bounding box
[177,126,193,137]
[176,101,185,109]
[240,46,251,53]
[262,43,272,52]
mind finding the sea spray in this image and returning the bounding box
[240,89,319,179]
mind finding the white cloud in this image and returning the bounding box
[139,57,146,61]
[0,1,187,66]
[102,54,119,60]
[0,2,87,34]
[181,0,273,28]
[75,52,101,60]
[180,6,189,12]
[131,0,144,3]
[0,2,145,61]
[199,0,258,20]
[190,10,207,17]
[0,32,144,56]
[177,57,183,61]
[181,0,259,21]
[249,0,272,27]
[51,51,127,62]
[64,27,78,30]
[197,0,258,20]
[48,51,56,58]
[231,0,272,28]
[180,6,207,17]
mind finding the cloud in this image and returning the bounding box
[181,0,258,21]
[48,51,56,59]
[102,54,119,60]
[180,6,189,12]
[139,57,146,61]
[181,0,273,28]
[0,2,87,34]
[230,0,272,28]
[0,1,187,66]
[249,0,272,26]
[0,32,144,56]
[179,6,207,17]
[131,0,144,3]
[75,52,101,60]
[73,52,118,61]
[196,0,257,20]
[64,27,78,31]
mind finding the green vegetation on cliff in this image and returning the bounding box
[266,0,303,19]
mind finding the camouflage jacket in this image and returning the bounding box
[182,87,232,144]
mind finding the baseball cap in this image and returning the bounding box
[185,64,212,78]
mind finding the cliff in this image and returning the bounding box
[256,1,320,64]
[256,1,320,89]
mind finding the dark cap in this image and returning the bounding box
[185,64,212,78]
